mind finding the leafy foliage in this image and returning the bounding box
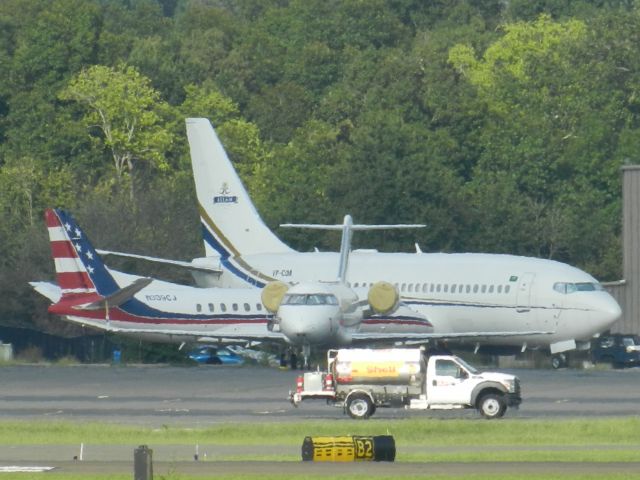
[0,0,635,349]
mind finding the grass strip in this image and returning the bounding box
[0,417,638,446]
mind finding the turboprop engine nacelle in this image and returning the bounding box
[367,281,400,315]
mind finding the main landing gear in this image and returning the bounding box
[551,353,568,369]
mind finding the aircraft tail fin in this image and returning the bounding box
[281,215,425,283]
[186,118,293,257]
[45,208,120,299]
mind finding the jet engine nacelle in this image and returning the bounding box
[367,281,400,314]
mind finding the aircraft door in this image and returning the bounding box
[515,273,536,329]
[515,273,534,311]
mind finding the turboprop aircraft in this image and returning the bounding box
[32,209,445,354]
[184,118,622,367]
[261,214,434,365]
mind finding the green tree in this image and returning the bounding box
[59,64,174,195]
[448,13,628,277]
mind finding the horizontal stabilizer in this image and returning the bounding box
[281,223,426,231]
[73,277,153,311]
[282,215,426,283]
[96,249,223,275]
[29,281,62,303]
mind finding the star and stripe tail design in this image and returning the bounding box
[45,208,119,302]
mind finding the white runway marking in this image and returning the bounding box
[0,466,55,472]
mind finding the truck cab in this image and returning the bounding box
[414,355,521,419]
[290,348,521,420]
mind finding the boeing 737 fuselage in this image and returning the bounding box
[184,118,621,362]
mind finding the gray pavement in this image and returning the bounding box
[1,364,639,476]
[0,363,639,425]
[3,459,640,476]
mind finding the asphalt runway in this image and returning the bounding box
[1,364,639,425]
[1,364,639,476]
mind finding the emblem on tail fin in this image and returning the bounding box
[213,182,238,204]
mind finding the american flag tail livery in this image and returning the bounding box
[44,208,150,308]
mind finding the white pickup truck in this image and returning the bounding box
[290,348,521,419]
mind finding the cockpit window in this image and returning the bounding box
[282,294,306,305]
[553,282,604,294]
[282,294,339,305]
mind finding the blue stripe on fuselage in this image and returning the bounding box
[201,222,266,287]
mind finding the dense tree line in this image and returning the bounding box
[0,0,636,335]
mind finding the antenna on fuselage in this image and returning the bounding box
[280,215,425,283]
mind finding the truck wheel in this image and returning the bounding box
[478,393,506,419]
[346,394,373,419]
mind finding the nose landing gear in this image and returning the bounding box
[302,344,311,369]
[278,344,312,370]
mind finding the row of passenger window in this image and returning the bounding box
[349,282,512,295]
[195,302,264,313]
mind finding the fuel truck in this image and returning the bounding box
[289,348,521,419]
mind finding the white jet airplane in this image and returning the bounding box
[183,118,621,367]
[32,209,444,354]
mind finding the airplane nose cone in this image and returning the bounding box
[602,298,622,329]
[278,305,338,345]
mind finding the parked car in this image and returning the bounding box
[188,346,245,365]
[225,345,280,367]
[591,334,640,368]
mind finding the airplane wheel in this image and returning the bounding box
[478,393,506,419]
[346,394,373,419]
[551,354,567,369]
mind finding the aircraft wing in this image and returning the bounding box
[95,249,223,275]
[351,330,555,343]
[79,322,287,343]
